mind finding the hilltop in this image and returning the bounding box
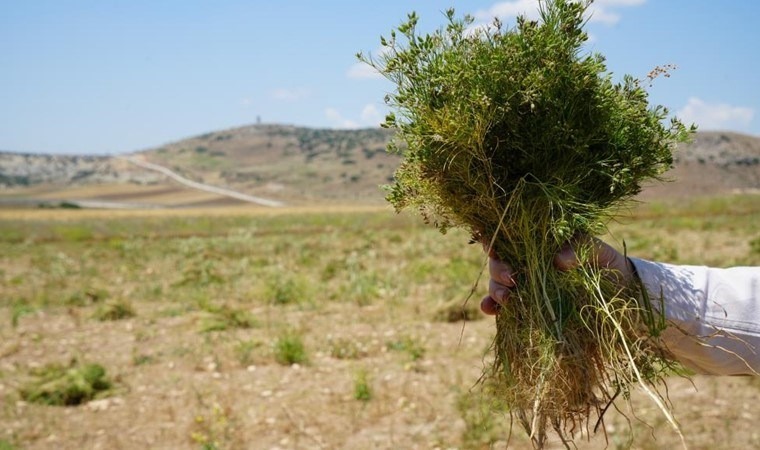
[0,125,758,208]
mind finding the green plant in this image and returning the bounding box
[273,332,308,365]
[750,236,760,255]
[19,361,112,406]
[0,439,18,450]
[10,300,35,328]
[328,337,367,360]
[386,336,425,361]
[93,300,136,321]
[353,369,372,402]
[234,339,262,366]
[190,401,238,450]
[456,389,510,449]
[66,288,109,306]
[200,304,257,333]
[265,274,308,305]
[361,0,694,444]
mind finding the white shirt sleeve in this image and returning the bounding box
[629,258,760,376]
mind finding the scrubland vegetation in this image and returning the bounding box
[0,195,758,449]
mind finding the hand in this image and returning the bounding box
[480,238,635,315]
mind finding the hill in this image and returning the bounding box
[0,125,758,207]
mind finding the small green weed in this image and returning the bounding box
[234,339,262,366]
[386,336,425,361]
[53,224,92,242]
[200,304,257,333]
[273,332,308,365]
[265,274,308,305]
[20,361,112,406]
[11,300,35,328]
[132,352,156,366]
[456,389,510,449]
[328,337,367,360]
[354,369,372,402]
[750,236,760,255]
[66,288,109,306]
[190,401,239,450]
[178,259,224,287]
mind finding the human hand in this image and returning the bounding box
[480,238,635,315]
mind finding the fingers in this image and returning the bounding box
[482,238,634,317]
[553,241,579,271]
[480,296,501,315]
[481,257,516,315]
[552,237,633,281]
[489,256,516,288]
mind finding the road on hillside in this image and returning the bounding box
[119,156,284,207]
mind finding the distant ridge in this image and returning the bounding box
[1,125,758,207]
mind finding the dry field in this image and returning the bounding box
[0,195,759,450]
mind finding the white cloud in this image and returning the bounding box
[360,104,383,126]
[325,103,386,129]
[325,108,359,129]
[347,47,390,80]
[471,0,645,27]
[271,88,310,102]
[474,0,541,22]
[677,97,754,131]
[347,62,383,80]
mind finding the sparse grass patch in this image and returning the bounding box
[190,400,240,450]
[93,300,136,321]
[178,259,224,287]
[0,202,757,448]
[386,335,425,361]
[10,299,35,328]
[52,224,93,242]
[19,361,113,406]
[433,299,484,323]
[750,236,760,255]
[273,331,308,365]
[456,389,510,449]
[0,439,18,450]
[328,337,367,360]
[66,288,109,306]
[132,353,156,366]
[200,304,257,333]
[264,274,309,305]
[234,339,263,366]
[353,369,372,402]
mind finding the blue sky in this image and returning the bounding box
[2,0,759,155]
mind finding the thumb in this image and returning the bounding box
[554,241,579,271]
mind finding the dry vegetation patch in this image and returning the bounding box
[0,196,758,448]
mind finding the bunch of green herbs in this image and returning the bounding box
[361,0,694,446]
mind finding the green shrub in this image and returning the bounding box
[20,361,112,406]
[353,369,372,402]
[265,275,308,305]
[93,300,136,321]
[200,304,257,333]
[273,332,308,365]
